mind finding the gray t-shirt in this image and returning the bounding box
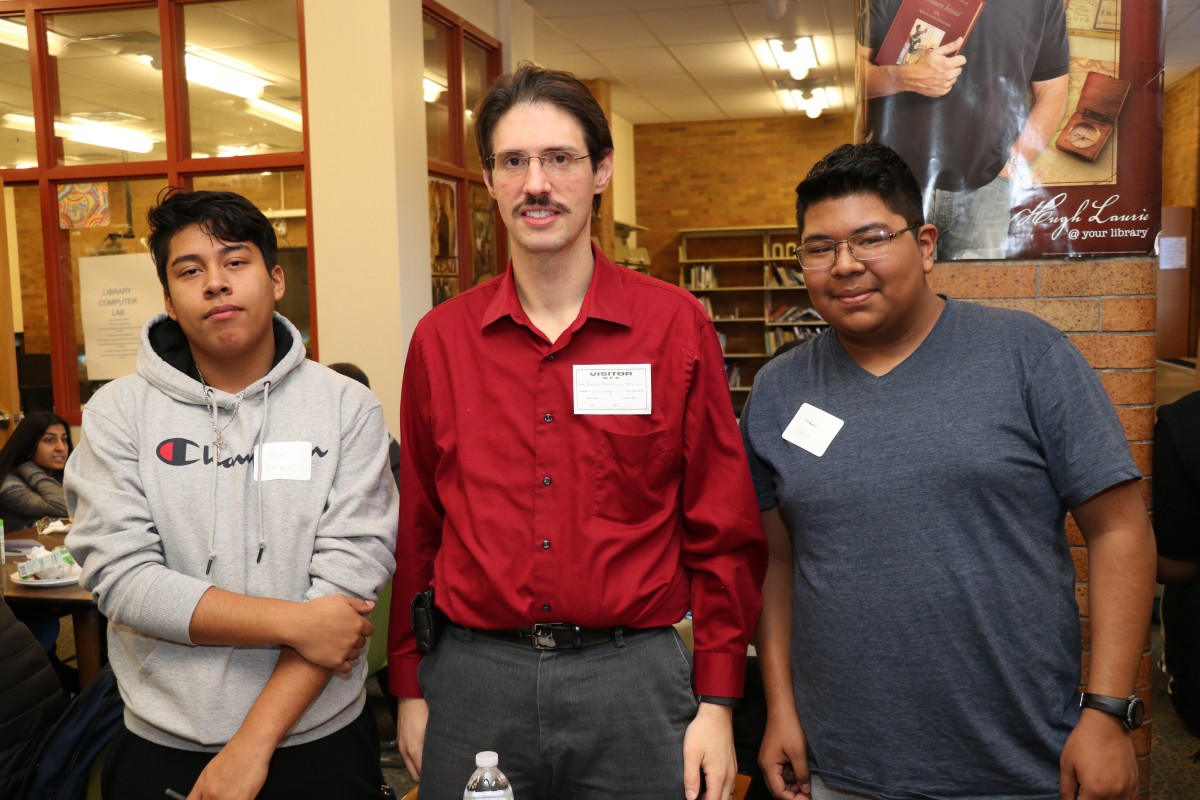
[740,298,1139,800]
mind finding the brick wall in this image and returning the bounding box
[1162,68,1200,355]
[635,113,1156,789]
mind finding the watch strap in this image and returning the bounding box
[1079,692,1142,730]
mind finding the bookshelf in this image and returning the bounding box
[679,226,828,412]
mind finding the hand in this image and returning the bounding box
[186,738,272,800]
[904,37,966,97]
[285,595,373,673]
[758,707,811,799]
[683,702,736,800]
[1059,709,1139,800]
[397,697,429,782]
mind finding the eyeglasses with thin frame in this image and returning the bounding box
[794,222,923,271]
[487,150,592,177]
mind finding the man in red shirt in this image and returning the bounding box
[389,64,767,800]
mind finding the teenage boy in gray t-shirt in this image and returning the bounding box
[742,143,1154,800]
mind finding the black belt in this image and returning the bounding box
[469,623,628,650]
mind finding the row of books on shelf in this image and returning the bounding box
[766,325,826,355]
[767,305,823,324]
[688,264,718,288]
[725,361,743,389]
[765,264,805,288]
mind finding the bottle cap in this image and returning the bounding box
[475,751,499,768]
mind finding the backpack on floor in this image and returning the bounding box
[21,664,124,800]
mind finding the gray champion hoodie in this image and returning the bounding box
[65,312,398,751]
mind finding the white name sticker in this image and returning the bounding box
[573,363,652,415]
[254,441,313,481]
[782,403,844,457]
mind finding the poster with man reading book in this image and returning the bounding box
[859,0,1161,260]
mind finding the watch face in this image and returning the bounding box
[1067,122,1101,148]
[1127,696,1145,730]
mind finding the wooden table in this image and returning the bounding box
[3,527,104,687]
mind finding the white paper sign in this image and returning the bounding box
[1159,236,1187,270]
[78,252,163,381]
[573,364,652,415]
[254,441,313,482]
[782,403,844,457]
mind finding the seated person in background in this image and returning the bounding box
[0,411,76,692]
[1153,389,1200,738]
[0,411,71,530]
[0,595,67,797]
[327,362,400,488]
[65,189,398,800]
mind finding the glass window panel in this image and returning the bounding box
[0,18,38,169]
[463,38,488,173]
[58,178,169,405]
[468,182,497,286]
[193,171,311,352]
[183,1,303,157]
[430,174,458,305]
[424,16,452,165]
[45,9,167,166]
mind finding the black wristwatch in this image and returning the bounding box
[1079,692,1145,731]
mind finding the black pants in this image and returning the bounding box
[102,704,387,800]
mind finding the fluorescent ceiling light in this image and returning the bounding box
[769,37,818,80]
[785,87,829,119]
[185,52,269,99]
[0,18,69,57]
[245,97,303,132]
[3,112,156,153]
[423,77,446,103]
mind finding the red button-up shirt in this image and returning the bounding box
[389,248,766,698]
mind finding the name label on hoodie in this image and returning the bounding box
[253,441,313,481]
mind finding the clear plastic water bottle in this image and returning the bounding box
[463,750,515,799]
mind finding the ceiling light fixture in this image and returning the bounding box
[2,113,156,153]
[185,51,269,99]
[769,37,819,80]
[246,97,303,132]
[0,18,70,57]
[786,87,830,119]
[423,77,446,104]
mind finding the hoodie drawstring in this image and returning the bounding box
[256,381,271,563]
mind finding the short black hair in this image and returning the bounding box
[147,188,278,291]
[327,362,370,388]
[474,63,613,214]
[795,143,925,236]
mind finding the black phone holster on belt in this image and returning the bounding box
[411,588,447,654]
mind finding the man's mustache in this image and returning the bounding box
[513,194,570,216]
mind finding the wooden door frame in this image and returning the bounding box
[0,178,19,447]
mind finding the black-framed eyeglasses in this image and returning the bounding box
[487,150,592,176]
[794,223,922,271]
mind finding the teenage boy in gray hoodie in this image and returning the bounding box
[65,190,398,800]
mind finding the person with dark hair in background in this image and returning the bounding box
[65,189,398,800]
[327,362,400,489]
[1,410,78,692]
[0,411,71,531]
[743,142,1154,800]
[1153,390,1200,739]
[391,64,767,800]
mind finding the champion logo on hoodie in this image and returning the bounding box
[156,437,329,468]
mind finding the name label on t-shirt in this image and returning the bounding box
[254,441,313,481]
[782,404,843,457]
[573,364,652,415]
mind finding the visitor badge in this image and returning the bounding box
[254,441,313,481]
[573,364,652,415]
[782,403,843,457]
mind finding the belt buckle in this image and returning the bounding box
[531,623,561,649]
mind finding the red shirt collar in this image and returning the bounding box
[480,244,633,332]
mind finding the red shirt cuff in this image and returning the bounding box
[692,649,748,698]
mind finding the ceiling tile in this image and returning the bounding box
[670,41,761,72]
[524,0,627,19]
[534,18,581,56]
[712,91,789,118]
[625,0,729,9]
[592,47,684,77]
[625,73,704,97]
[639,6,743,45]
[550,14,660,50]
[692,70,770,94]
[540,52,615,81]
[650,95,726,121]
